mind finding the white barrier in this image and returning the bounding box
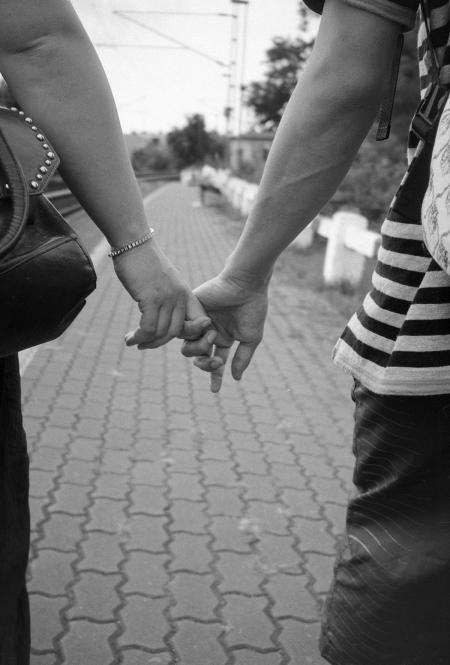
[181,167,380,287]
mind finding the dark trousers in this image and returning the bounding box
[320,381,450,665]
[0,356,30,664]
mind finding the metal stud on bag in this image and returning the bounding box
[10,107,58,191]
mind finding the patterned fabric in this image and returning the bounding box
[0,355,30,664]
[331,1,450,394]
[421,101,450,272]
[319,380,450,665]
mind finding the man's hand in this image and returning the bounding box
[113,239,210,348]
[181,272,269,392]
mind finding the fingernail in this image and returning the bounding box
[206,331,216,344]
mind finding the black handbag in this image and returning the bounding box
[0,105,96,358]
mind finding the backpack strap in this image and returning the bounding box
[410,1,450,143]
[376,33,404,141]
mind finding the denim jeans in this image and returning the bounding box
[320,380,450,665]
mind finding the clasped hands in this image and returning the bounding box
[115,239,268,392]
[113,238,268,391]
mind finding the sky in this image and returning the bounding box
[72,0,305,134]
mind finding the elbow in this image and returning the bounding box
[303,57,384,117]
[0,7,86,62]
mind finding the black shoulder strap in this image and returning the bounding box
[376,33,404,141]
[410,1,450,143]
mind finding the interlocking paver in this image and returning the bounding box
[124,514,167,552]
[304,553,335,595]
[293,517,338,555]
[210,516,255,552]
[61,460,96,486]
[206,487,243,516]
[235,451,269,475]
[80,532,123,572]
[202,460,238,485]
[131,461,166,486]
[222,596,275,649]
[166,450,199,474]
[199,441,233,461]
[28,550,75,595]
[172,621,227,665]
[170,572,217,620]
[265,574,319,620]
[270,463,308,489]
[30,655,56,665]
[67,438,101,461]
[40,513,84,551]
[30,447,62,473]
[322,502,346,535]
[256,534,301,574]
[29,469,56,499]
[68,571,122,620]
[169,533,212,573]
[118,597,170,650]
[22,184,356,665]
[50,483,90,516]
[279,619,328,665]
[281,488,321,519]
[233,651,283,665]
[123,552,168,596]
[92,472,129,499]
[29,594,66,651]
[86,498,128,532]
[129,485,167,515]
[240,474,278,502]
[170,500,208,533]
[309,477,350,504]
[216,552,263,595]
[244,501,289,535]
[60,621,115,665]
[167,473,203,501]
[120,651,172,665]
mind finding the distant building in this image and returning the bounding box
[228,132,274,181]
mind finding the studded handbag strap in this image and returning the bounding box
[0,128,29,259]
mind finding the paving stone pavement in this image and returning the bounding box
[22,183,356,665]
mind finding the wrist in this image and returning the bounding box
[109,227,155,258]
[222,255,272,291]
[106,219,152,249]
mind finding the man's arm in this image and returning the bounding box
[183,0,406,388]
[222,0,402,286]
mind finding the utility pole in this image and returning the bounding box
[228,0,250,171]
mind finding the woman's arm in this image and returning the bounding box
[0,0,208,346]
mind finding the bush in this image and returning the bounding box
[327,129,408,227]
[132,141,174,174]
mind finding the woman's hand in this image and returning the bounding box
[113,239,210,348]
[181,272,269,392]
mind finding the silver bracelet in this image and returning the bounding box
[108,227,155,258]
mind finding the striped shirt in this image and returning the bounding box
[306,0,450,394]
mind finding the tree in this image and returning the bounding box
[132,138,173,173]
[245,5,315,130]
[166,114,225,169]
[245,5,420,224]
[245,36,313,130]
